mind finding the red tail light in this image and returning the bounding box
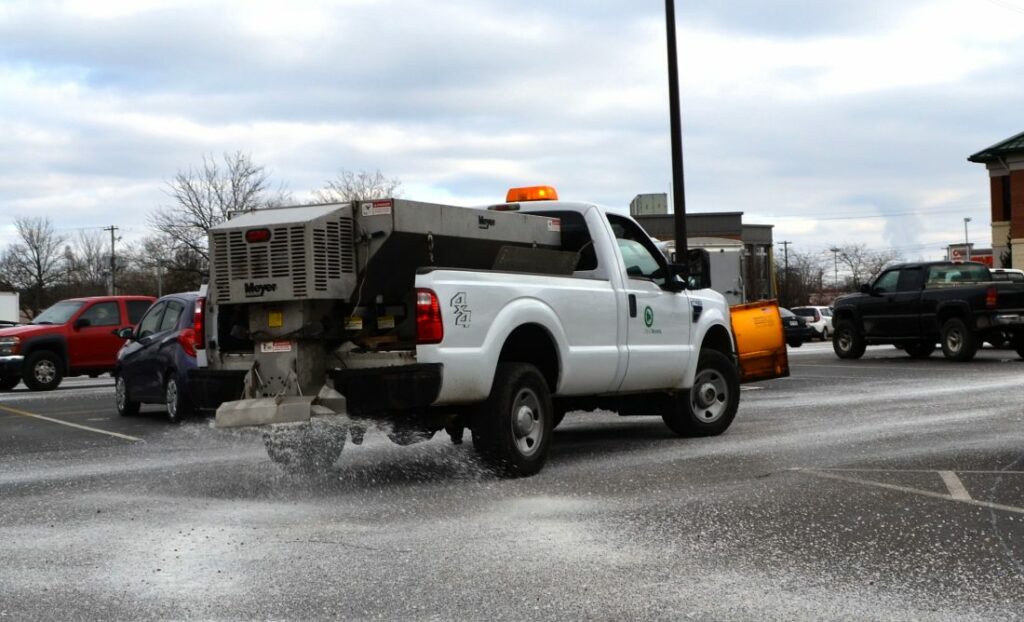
[245,228,271,243]
[178,297,206,358]
[986,286,998,310]
[178,328,197,357]
[193,297,205,350]
[416,289,444,344]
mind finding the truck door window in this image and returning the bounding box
[607,215,667,286]
[873,270,899,293]
[126,300,152,325]
[80,301,121,327]
[896,267,923,291]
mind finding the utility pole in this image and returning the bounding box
[665,0,688,275]
[104,225,119,295]
[779,241,791,306]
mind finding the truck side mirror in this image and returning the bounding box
[860,283,872,295]
[685,248,711,290]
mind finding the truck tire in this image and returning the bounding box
[940,317,978,362]
[263,422,346,474]
[164,375,191,424]
[833,320,866,359]
[22,350,63,391]
[0,376,19,391]
[787,338,803,348]
[903,341,935,359]
[115,375,140,416]
[471,363,553,478]
[662,349,739,437]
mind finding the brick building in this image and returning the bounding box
[968,131,1024,269]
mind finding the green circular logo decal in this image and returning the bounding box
[644,306,654,327]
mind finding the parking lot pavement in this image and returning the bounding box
[1,347,1023,621]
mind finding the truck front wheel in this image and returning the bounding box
[23,351,63,391]
[833,320,866,359]
[472,363,553,477]
[662,349,739,437]
[940,318,978,362]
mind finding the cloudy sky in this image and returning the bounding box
[2,0,1023,262]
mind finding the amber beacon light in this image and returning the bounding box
[505,186,559,202]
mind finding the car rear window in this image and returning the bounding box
[793,308,816,319]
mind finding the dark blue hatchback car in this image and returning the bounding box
[114,292,204,423]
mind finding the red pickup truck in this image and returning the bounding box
[0,296,154,391]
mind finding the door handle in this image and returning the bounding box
[628,294,637,318]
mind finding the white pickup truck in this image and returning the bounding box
[190,187,754,477]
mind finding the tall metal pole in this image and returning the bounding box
[104,225,119,295]
[665,0,688,274]
[829,247,840,290]
[964,217,971,261]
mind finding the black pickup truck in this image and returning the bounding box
[831,261,1024,361]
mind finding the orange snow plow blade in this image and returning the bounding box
[730,299,790,383]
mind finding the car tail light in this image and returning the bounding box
[986,286,998,310]
[193,297,205,350]
[177,298,206,358]
[416,289,444,344]
[178,328,197,357]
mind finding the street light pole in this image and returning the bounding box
[964,217,971,262]
[829,247,840,291]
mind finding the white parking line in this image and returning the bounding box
[0,404,143,443]
[797,468,1024,516]
[939,470,973,501]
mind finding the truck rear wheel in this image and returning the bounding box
[940,318,978,362]
[662,349,739,437]
[472,363,553,478]
[263,421,347,474]
[22,351,63,391]
[833,320,866,359]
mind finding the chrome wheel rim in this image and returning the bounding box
[34,359,56,385]
[946,329,962,354]
[166,379,178,419]
[510,387,543,456]
[837,330,852,352]
[690,368,728,423]
[116,377,127,411]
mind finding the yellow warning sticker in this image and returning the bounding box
[268,311,283,328]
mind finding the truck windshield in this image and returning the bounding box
[31,301,85,325]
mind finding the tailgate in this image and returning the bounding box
[730,300,790,383]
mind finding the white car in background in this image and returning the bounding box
[791,306,833,340]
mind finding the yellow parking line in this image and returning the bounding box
[0,403,143,443]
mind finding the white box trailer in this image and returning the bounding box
[0,292,19,324]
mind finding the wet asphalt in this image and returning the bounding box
[1,343,1023,621]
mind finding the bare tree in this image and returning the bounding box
[65,230,109,295]
[149,152,290,273]
[312,169,401,204]
[776,249,828,307]
[834,243,903,289]
[0,217,67,315]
